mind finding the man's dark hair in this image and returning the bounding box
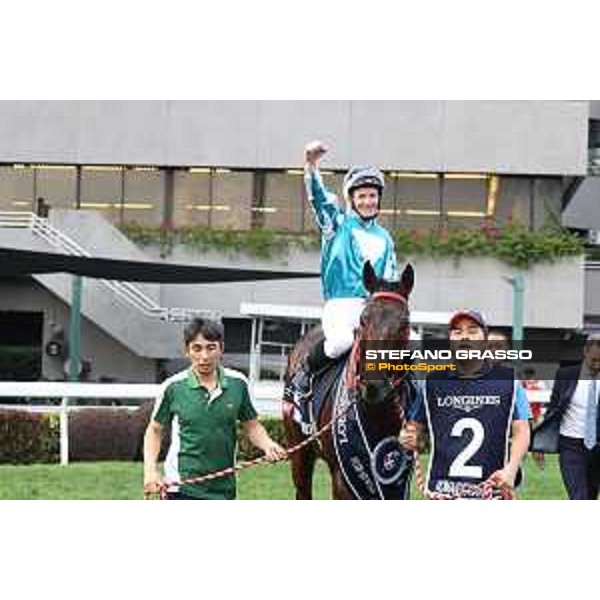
[184,318,224,346]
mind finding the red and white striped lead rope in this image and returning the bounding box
[154,391,513,501]
[156,396,359,500]
[412,449,514,500]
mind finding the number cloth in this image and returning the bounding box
[411,363,529,499]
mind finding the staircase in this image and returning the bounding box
[0,210,218,358]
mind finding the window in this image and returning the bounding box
[443,174,488,229]
[173,169,211,228]
[394,173,441,230]
[0,165,34,211]
[80,167,124,224]
[589,119,600,149]
[262,171,304,231]
[494,177,532,227]
[34,165,77,209]
[174,169,253,230]
[377,172,398,230]
[121,168,164,227]
[211,170,253,230]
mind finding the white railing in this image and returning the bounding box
[0,380,283,465]
[0,381,158,465]
[0,378,547,465]
[0,211,216,322]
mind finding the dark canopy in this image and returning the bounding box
[0,247,318,284]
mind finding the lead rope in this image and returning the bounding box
[154,393,359,500]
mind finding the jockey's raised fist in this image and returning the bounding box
[305,140,328,166]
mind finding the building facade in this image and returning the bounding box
[0,101,593,382]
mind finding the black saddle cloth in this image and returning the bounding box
[310,353,348,424]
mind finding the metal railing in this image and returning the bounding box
[0,211,217,322]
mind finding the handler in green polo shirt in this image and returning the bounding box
[143,318,287,499]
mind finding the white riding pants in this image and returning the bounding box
[322,297,366,359]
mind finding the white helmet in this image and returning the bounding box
[343,166,385,220]
[343,166,385,200]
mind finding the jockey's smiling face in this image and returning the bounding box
[351,186,380,219]
[186,333,224,378]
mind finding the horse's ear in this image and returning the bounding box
[397,263,414,298]
[363,261,378,294]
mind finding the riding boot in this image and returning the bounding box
[289,339,332,431]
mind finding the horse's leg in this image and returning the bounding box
[329,464,354,500]
[283,400,316,500]
[292,443,317,500]
[318,421,354,500]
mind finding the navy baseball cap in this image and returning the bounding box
[448,309,488,333]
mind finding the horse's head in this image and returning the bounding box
[351,261,414,404]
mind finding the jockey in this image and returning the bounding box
[290,141,399,403]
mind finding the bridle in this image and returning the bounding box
[345,290,410,395]
[371,291,408,305]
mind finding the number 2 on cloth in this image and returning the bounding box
[449,417,484,479]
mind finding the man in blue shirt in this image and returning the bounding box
[290,141,399,406]
[400,310,531,498]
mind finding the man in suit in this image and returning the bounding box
[532,334,600,500]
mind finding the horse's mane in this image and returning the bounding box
[287,325,324,374]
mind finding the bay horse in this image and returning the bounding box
[282,261,416,499]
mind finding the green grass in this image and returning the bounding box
[0,454,567,500]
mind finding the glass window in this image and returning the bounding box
[34,165,77,209]
[589,119,600,171]
[80,167,124,224]
[262,171,304,232]
[589,119,600,148]
[494,176,533,227]
[0,165,34,212]
[211,170,253,230]
[377,171,397,230]
[532,177,563,229]
[443,174,488,229]
[395,174,441,230]
[173,169,211,228]
[122,168,164,227]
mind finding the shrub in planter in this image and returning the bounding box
[0,410,59,464]
[236,417,287,461]
[69,409,137,461]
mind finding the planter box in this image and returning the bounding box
[155,245,584,329]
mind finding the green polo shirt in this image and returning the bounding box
[152,365,258,499]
